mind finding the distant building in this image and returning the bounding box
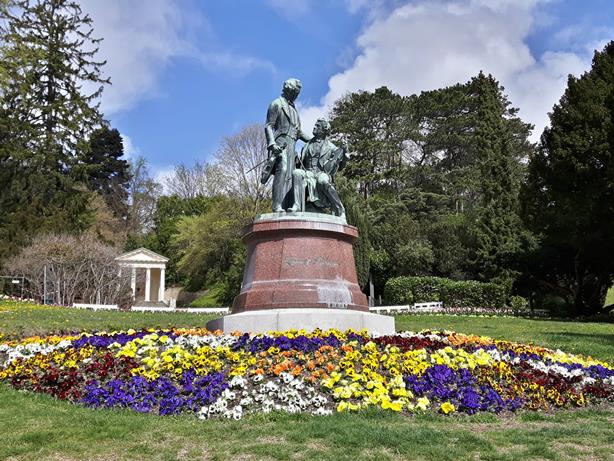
[115,248,168,305]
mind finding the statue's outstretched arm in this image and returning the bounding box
[299,129,312,143]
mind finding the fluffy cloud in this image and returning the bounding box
[80,0,193,114]
[120,133,139,160]
[302,0,598,140]
[80,0,274,115]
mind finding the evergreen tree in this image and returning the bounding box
[337,177,371,290]
[468,72,531,286]
[0,0,109,261]
[523,42,614,315]
[1,0,108,156]
[80,126,131,220]
[329,78,533,291]
[330,87,412,198]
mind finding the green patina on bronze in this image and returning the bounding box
[261,79,348,218]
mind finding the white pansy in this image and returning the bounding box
[239,396,253,406]
[312,407,333,416]
[197,374,333,421]
[0,338,78,367]
[229,375,247,389]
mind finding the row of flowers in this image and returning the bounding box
[1,328,612,419]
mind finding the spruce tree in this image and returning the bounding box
[524,42,614,315]
[1,0,108,156]
[0,0,109,262]
[79,126,131,221]
[468,72,531,287]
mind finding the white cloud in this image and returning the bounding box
[120,133,139,160]
[302,0,601,140]
[80,0,275,115]
[80,0,193,114]
[196,51,276,75]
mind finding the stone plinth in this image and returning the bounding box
[232,212,368,312]
[206,308,395,335]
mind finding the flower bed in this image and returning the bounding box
[1,329,612,419]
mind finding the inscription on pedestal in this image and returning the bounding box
[283,256,339,268]
[233,217,368,312]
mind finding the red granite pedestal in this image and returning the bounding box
[232,214,368,312]
[206,213,395,334]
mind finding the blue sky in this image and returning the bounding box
[80,0,614,180]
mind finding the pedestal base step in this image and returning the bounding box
[206,308,395,335]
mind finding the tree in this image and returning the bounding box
[164,162,225,199]
[467,72,531,286]
[87,193,126,248]
[172,196,250,303]
[1,0,108,158]
[143,194,215,284]
[330,79,533,292]
[126,156,162,236]
[214,124,271,215]
[0,0,109,262]
[330,87,412,199]
[5,233,131,306]
[79,125,131,220]
[523,41,614,315]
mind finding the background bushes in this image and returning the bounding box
[384,276,508,309]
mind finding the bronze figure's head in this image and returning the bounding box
[282,78,302,102]
[313,118,331,137]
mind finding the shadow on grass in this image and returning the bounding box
[522,315,614,324]
[543,332,614,346]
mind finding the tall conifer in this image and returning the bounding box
[0,0,109,262]
[524,42,614,314]
[469,72,529,286]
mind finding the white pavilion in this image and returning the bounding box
[115,248,168,305]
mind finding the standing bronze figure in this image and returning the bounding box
[261,78,311,212]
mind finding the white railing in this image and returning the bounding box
[131,306,175,312]
[131,306,229,314]
[178,307,229,314]
[369,304,411,314]
[369,302,443,314]
[412,301,444,312]
[72,303,119,311]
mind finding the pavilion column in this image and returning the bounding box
[145,267,151,302]
[158,268,165,302]
[130,267,136,299]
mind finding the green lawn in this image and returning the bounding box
[189,283,225,307]
[396,315,614,364]
[1,301,613,461]
[605,285,614,308]
[0,302,218,340]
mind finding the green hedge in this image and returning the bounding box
[384,276,507,309]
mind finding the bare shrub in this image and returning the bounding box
[214,124,270,215]
[4,233,131,306]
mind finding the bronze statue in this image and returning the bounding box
[289,118,348,219]
[261,78,311,212]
